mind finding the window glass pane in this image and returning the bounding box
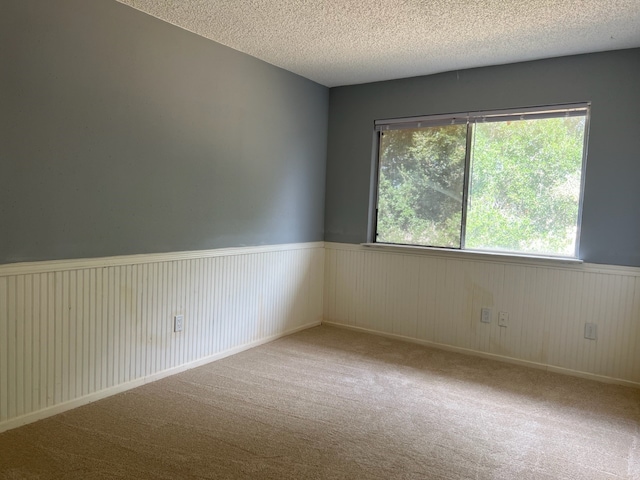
[466,116,586,256]
[377,125,467,248]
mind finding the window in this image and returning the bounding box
[373,104,589,258]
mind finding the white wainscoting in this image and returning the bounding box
[0,243,324,432]
[324,243,640,387]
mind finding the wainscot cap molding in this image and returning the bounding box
[0,242,325,277]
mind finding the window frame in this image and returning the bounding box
[369,103,591,260]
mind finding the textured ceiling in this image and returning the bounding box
[116,0,640,87]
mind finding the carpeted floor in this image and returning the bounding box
[1,325,639,479]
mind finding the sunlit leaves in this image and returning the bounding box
[466,117,585,255]
[377,125,466,247]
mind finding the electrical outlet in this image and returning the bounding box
[174,315,184,333]
[498,311,508,327]
[584,322,597,340]
[481,308,492,324]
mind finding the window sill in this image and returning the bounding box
[360,243,583,267]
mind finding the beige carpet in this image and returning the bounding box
[1,325,639,479]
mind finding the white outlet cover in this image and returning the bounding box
[584,322,597,340]
[174,315,184,333]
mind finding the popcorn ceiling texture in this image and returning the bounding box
[116,0,640,87]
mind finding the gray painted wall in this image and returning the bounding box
[0,0,328,264]
[325,49,640,267]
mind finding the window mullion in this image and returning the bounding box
[460,122,474,250]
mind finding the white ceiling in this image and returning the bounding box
[116,0,640,87]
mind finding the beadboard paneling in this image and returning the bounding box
[324,243,640,386]
[0,243,324,432]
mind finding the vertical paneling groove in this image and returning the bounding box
[133,266,141,381]
[0,277,7,422]
[68,272,76,404]
[324,244,640,386]
[106,268,114,389]
[203,258,212,358]
[88,269,96,396]
[632,278,640,381]
[0,245,324,431]
[46,273,54,408]
[25,276,34,414]
[145,263,154,378]
[622,278,637,379]
[123,266,131,384]
[7,277,16,419]
[16,276,25,418]
[158,262,166,374]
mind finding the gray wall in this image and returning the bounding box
[0,0,328,264]
[325,49,640,267]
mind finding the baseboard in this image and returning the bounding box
[322,321,640,390]
[0,321,320,434]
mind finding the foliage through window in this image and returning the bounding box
[374,105,589,258]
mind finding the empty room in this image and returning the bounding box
[1,0,639,478]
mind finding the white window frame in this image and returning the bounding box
[368,103,591,260]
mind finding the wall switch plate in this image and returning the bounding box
[584,322,597,340]
[481,308,492,324]
[174,315,184,333]
[498,311,508,327]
